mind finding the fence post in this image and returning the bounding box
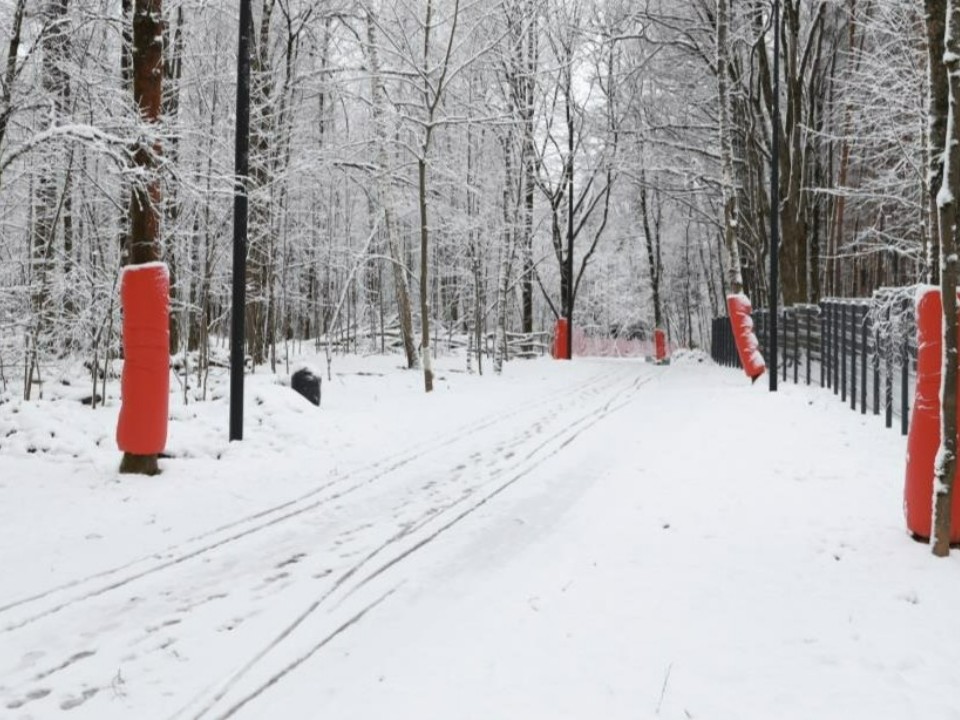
[793,308,799,384]
[885,304,893,429]
[901,299,909,436]
[724,317,730,366]
[851,303,857,411]
[820,303,826,387]
[832,301,839,392]
[825,302,832,389]
[841,301,847,402]
[830,302,840,395]
[718,318,724,365]
[782,308,788,382]
[861,306,868,414]
[873,313,881,416]
[710,319,715,362]
[729,316,736,367]
[755,311,762,365]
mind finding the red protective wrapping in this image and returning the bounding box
[116,263,170,455]
[654,328,668,362]
[726,294,766,381]
[552,318,570,360]
[904,287,960,541]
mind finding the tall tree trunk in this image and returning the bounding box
[717,0,743,294]
[364,5,418,369]
[933,0,960,557]
[418,156,434,392]
[121,0,163,475]
[0,0,28,177]
[520,0,537,342]
[639,173,663,329]
[494,135,518,374]
[246,0,277,367]
[26,0,71,400]
[928,0,949,284]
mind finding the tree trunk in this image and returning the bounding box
[717,0,743,294]
[364,5,418,369]
[494,135,518,374]
[928,0,949,285]
[26,0,70,400]
[933,0,960,557]
[520,0,537,343]
[639,174,663,329]
[121,0,163,476]
[418,156,434,392]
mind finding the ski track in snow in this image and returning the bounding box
[0,362,661,719]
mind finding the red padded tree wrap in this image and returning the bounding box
[552,318,570,360]
[116,263,170,455]
[904,287,960,541]
[726,294,766,380]
[654,328,668,362]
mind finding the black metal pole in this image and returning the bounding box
[793,308,799,384]
[841,302,847,402]
[851,304,857,411]
[901,301,910,436]
[885,306,893,429]
[826,303,832,389]
[819,304,825,387]
[230,0,252,442]
[860,306,868,414]
[834,301,841,396]
[782,309,787,382]
[769,0,781,392]
[873,319,880,416]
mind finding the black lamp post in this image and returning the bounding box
[769,0,781,392]
[230,0,252,441]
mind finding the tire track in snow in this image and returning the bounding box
[185,367,661,720]
[0,366,622,634]
[0,365,654,716]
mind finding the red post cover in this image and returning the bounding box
[654,328,668,362]
[904,287,960,541]
[552,318,570,360]
[726,294,766,381]
[116,263,170,455]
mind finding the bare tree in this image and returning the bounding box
[932,0,959,557]
[120,0,164,476]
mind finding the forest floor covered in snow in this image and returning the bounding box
[1,351,959,720]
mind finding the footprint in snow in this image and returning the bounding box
[59,687,99,711]
[5,687,51,710]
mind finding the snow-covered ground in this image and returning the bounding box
[1,352,959,719]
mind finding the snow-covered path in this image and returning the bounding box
[2,357,960,719]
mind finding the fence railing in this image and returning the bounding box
[710,289,918,436]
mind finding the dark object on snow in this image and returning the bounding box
[291,368,322,407]
[81,394,102,406]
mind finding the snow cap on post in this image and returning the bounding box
[726,294,766,381]
[116,263,170,456]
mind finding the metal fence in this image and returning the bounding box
[710,289,918,436]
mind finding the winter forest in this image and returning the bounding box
[0,0,932,402]
[10,2,960,717]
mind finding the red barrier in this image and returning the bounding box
[726,294,766,381]
[654,328,668,363]
[552,318,570,360]
[116,263,170,456]
[904,287,960,541]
